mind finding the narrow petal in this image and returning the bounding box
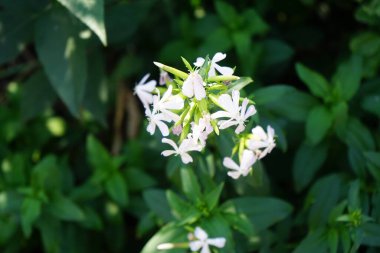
[180,152,193,164]
[240,150,256,171]
[138,73,150,85]
[161,85,173,101]
[235,123,245,134]
[161,150,177,157]
[244,105,257,120]
[162,138,179,151]
[214,64,234,76]
[223,157,240,171]
[217,94,234,112]
[211,110,232,119]
[251,126,267,139]
[147,122,155,135]
[142,80,157,92]
[194,81,206,100]
[189,241,203,251]
[227,171,241,179]
[219,119,238,130]
[194,227,208,241]
[182,77,194,98]
[212,52,226,62]
[156,120,170,136]
[207,238,226,248]
[194,57,205,67]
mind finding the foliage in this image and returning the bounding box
[1,0,380,252]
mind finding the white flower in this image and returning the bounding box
[211,90,256,134]
[182,72,206,101]
[189,227,226,253]
[194,52,234,77]
[247,126,276,159]
[153,85,184,122]
[189,115,213,147]
[223,150,256,179]
[145,107,170,136]
[161,138,202,164]
[134,74,157,107]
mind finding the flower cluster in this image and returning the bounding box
[134,53,276,179]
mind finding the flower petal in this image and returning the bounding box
[223,157,240,171]
[212,52,226,62]
[214,64,234,76]
[194,227,208,241]
[156,120,170,136]
[227,170,241,179]
[200,245,211,253]
[162,138,179,151]
[161,150,176,157]
[240,150,256,171]
[180,153,193,164]
[207,238,226,248]
[194,57,205,67]
[189,241,203,251]
[194,80,206,101]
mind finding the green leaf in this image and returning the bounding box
[57,0,107,45]
[348,180,361,212]
[339,117,375,151]
[201,214,235,252]
[308,174,344,228]
[37,216,61,253]
[204,183,224,211]
[47,194,85,221]
[86,135,114,173]
[215,1,239,29]
[31,155,60,191]
[292,142,328,192]
[125,168,157,192]
[227,77,253,93]
[306,105,333,145]
[333,55,362,101]
[296,63,330,98]
[348,147,366,177]
[293,229,329,253]
[228,197,293,231]
[362,95,380,117]
[141,222,187,253]
[261,86,318,122]
[364,151,380,181]
[166,190,200,224]
[143,189,174,222]
[21,197,41,237]
[361,223,380,247]
[222,212,255,237]
[105,172,128,207]
[21,70,56,121]
[35,8,87,116]
[254,85,292,105]
[180,168,202,203]
[327,228,338,253]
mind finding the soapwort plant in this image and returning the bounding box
[134,53,277,252]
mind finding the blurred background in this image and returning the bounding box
[1,0,380,252]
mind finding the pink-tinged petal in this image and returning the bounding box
[240,150,256,171]
[267,125,275,138]
[182,77,194,98]
[212,52,226,62]
[227,171,241,179]
[138,73,150,85]
[211,110,231,119]
[214,65,234,76]
[194,81,206,101]
[162,138,179,151]
[194,57,205,67]
[180,153,193,164]
[223,157,240,171]
[161,150,176,157]
[244,105,257,119]
[156,121,170,136]
[194,227,208,241]
[207,238,226,248]
[231,90,240,111]
[189,240,203,251]
[235,123,245,134]
[147,122,155,135]
[200,245,211,253]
